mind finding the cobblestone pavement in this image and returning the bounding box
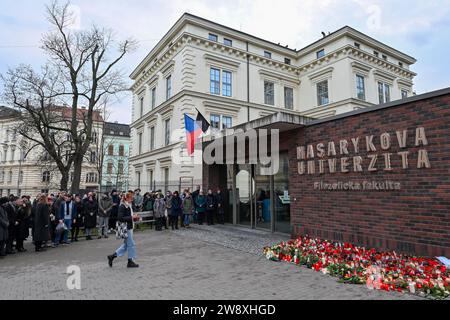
[0,224,423,300]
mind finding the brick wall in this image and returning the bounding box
[288,93,450,257]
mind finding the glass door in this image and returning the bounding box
[236,164,253,227]
[274,153,291,234]
[254,163,272,230]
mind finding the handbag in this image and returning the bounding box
[115,221,128,239]
[55,221,67,234]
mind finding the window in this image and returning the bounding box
[136,172,141,189]
[119,145,125,156]
[90,151,96,163]
[208,33,218,42]
[373,51,379,57]
[382,54,388,61]
[151,87,156,109]
[378,82,391,104]
[164,168,169,192]
[92,132,98,144]
[264,51,272,59]
[317,80,329,106]
[150,127,155,151]
[19,171,23,184]
[138,133,143,155]
[284,58,291,65]
[107,162,113,174]
[0,171,4,183]
[354,42,360,49]
[210,68,220,95]
[210,114,220,129]
[222,71,232,97]
[108,145,114,156]
[222,116,232,129]
[264,81,275,105]
[41,189,49,194]
[86,173,97,183]
[356,75,366,100]
[148,170,154,191]
[118,161,124,175]
[140,97,144,117]
[165,119,171,146]
[166,75,172,100]
[7,171,12,183]
[316,49,325,59]
[401,90,408,99]
[42,171,50,183]
[224,38,232,46]
[284,87,294,110]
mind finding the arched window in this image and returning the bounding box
[42,171,51,183]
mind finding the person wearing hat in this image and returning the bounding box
[107,192,140,268]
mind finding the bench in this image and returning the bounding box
[135,211,156,228]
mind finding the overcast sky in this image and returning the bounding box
[1,0,449,124]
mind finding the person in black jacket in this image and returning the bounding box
[109,190,120,232]
[215,189,225,225]
[72,195,84,242]
[4,196,18,254]
[14,197,29,252]
[206,189,216,226]
[0,198,9,257]
[169,191,182,230]
[107,192,140,268]
[84,194,98,240]
[34,195,50,252]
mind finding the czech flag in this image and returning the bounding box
[184,114,203,156]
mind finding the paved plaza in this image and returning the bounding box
[0,224,423,300]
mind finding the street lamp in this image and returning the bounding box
[16,145,38,195]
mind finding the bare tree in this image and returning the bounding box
[1,0,136,193]
[42,1,136,193]
[1,64,75,190]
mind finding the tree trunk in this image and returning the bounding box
[71,154,84,194]
[60,171,69,192]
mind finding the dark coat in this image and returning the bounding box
[0,206,9,241]
[83,200,98,229]
[170,196,182,217]
[4,202,17,238]
[206,194,216,211]
[34,203,50,242]
[111,194,120,219]
[195,196,206,213]
[58,201,76,221]
[73,201,85,228]
[15,205,30,240]
[118,203,133,230]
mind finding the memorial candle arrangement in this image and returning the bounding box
[263,236,449,299]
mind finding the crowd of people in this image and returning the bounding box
[0,186,227,263]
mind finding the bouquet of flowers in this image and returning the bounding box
[263,235,450,299]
